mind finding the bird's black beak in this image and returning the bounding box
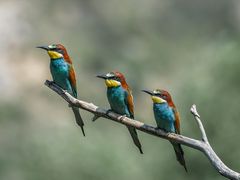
[36,46,50,51]
[96,74,108,79]
[142,89,154,96]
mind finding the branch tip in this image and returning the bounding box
[191,104,200,118]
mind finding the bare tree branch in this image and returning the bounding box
[190,104,209,144]
[45,80,240,180]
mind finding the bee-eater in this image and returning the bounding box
[97,71,143,154]
[142,89,187,171]
[37,44,85,136]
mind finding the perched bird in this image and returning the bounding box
[142,89,187,171]
[97,71,143,154]
[37,44,85,136]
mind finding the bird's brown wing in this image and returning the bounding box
[173,107,180,134]
[125,88,134,119]
[68,65,77,97]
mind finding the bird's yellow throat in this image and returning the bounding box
[105,79,121,88]
[47,51,63,59]
[151,96,166,104]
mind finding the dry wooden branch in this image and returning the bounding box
[45,80,240,180]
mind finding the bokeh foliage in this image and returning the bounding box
[0,0,240,179]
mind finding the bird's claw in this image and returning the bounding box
[156,127,168,133]
[48,81,54,86]
[106,109,113,116]
[120,114,127,121]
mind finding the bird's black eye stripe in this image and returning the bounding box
[108,76,114,80]
[51,48,64,55]
[58,49,64,54]
[108,76,120,81]
[50,48,56,51]
[155,93,166,99]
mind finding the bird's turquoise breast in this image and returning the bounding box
[153,103,176,133]
[107,86,130,117]
[50,58,72,94]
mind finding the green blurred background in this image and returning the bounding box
[0,0,240,179]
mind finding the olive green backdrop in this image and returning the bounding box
[0,0,239,179]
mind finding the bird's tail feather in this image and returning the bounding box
[171,142,187,172]
[72,107,85,136]
[127,126,143,154]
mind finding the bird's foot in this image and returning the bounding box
[156,127,169,133]
[119,114,127,121]
[48,80,54,86]
[106,109,113,116]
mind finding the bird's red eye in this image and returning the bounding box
[162,95,167,99]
